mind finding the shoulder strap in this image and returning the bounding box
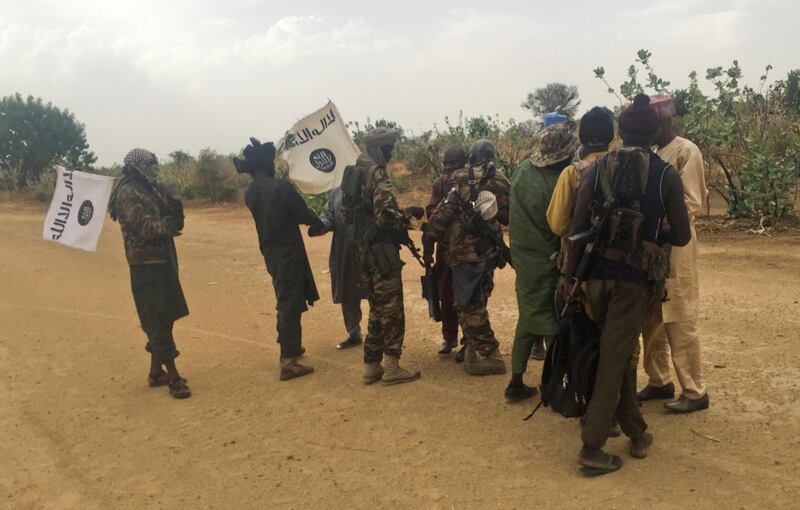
[658,161,672,215]
[467,166,478,204]
[597,157,613,200]
[365,164,381,196]
[638,152,650,197]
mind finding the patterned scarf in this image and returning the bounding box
[124,148,160,184]
[109,148,162,221]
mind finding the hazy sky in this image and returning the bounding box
[2,0,796,165]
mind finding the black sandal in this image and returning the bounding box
[578,451,623,476]
[168,378,192,399]
[148,371,187,388]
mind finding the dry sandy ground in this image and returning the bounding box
[1,201,799,510]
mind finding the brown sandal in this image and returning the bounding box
[168,378,192,399]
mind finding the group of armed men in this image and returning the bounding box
[109,92,709,474]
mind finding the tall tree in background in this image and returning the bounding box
[0,94,96,187]
[521,82,582,120]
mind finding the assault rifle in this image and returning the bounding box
[364,223,426,268]
[562,195,616,316]
[389,227,442,322]
[421,262,442,322]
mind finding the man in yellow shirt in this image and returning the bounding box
[546,107,615,237]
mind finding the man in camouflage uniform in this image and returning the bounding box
[343,127,423,385]
[109,148,191,399]
[423,145,468,356]
[423,140,511,376]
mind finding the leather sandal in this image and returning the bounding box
[168,378,192,399]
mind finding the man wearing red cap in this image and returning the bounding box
[637,96,710,413]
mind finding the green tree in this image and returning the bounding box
[195,148,238,202]
[521,83,581,120]
[595,51,800,219]
[0,93,96,187]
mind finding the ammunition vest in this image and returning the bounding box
[591,149,670,292]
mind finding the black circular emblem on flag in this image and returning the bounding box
[309,148,337,173]
[77,200,94,226]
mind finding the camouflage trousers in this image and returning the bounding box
[364,268,405,363]
[453,268,498,356]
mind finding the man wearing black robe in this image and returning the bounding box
[236,138,324,380]
[310,186,366,349]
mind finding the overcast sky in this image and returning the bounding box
[1,0,796,165]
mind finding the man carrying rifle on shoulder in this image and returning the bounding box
[340,127,425,386]
[563,94,691,475]
[422,140,511,376]
[422,145,467,357]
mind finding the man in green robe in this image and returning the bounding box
[505,123,579,401]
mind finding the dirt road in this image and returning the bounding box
[1,202,799,509]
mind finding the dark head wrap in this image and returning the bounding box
[468,139,496,167]
[618,94,659,146]
[579,106,614,146]
[234,137,276,176]
[442,145,466,172]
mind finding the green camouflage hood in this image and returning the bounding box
[531,123,579,167]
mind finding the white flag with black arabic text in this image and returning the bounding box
[42,167,114,252]
[278,100,360,194]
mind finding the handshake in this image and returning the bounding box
[307,218,328,238]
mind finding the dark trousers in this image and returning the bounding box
[144,320,179,363]
[511,331,552,374]
[582,280,649,449]
[435,256,459,343]
[277,309,303,359]
[341,299,363,340]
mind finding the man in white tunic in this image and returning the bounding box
[637,96,710,413]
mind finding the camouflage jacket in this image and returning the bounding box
[340,153,410,235]
[113,176,181,265]
[368,164,409,232]
[424,166,509,266]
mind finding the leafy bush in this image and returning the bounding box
[352,112,539,182]
[595,50,800,219]
[28,170,56,202]
[193,148,242,202]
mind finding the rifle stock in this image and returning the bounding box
[421,263,442,322]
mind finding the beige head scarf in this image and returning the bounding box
[362,127,400,166]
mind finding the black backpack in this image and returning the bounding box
[526,303,601,420]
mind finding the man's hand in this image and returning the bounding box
[308,224,327,237]
[307,217,327,237]
[166,216,183,236]
[404,206,425,220]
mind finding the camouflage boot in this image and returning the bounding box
[464,345,506,376]
[381,355,421,385]
[280,357,314,381]
[363,362,385,385]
